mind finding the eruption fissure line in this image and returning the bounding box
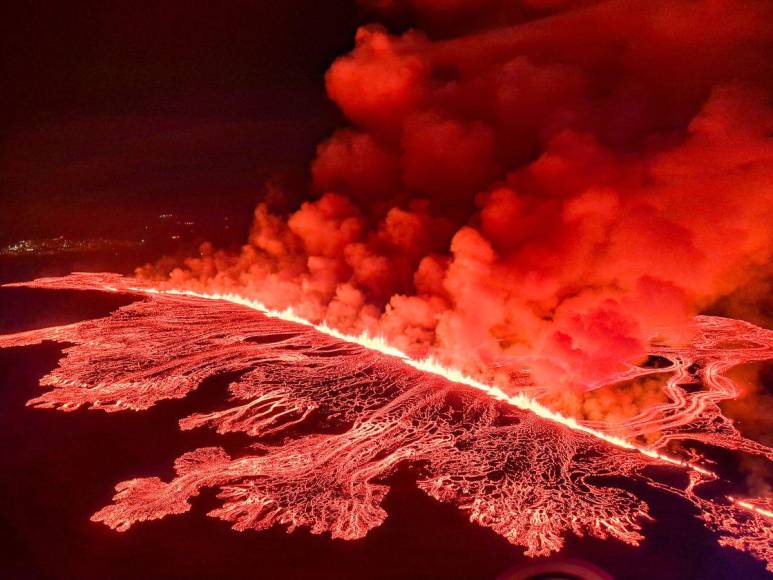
[729,497,773,520]
[127,284,714,478]
[5,273,771,569]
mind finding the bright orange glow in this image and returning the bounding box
[1,273,771,570]
[137,284,716,477]
[729,497,773,520]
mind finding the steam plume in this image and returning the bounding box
[141,0,773,392]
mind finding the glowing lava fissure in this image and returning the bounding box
[1,272,772,570]
[127,284,721,476]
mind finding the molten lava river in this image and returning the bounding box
[2,273,772,571]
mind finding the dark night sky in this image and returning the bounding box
[0,1,363,244]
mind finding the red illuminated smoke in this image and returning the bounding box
[142,0,773,391]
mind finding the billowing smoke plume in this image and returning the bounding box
[141,0,773,392]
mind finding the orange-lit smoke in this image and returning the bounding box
[141,0,773,392]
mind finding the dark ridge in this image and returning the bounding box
[0,287,138,334]
[244,332,301,345]
[679,383,703,394]
[639,355,673,369]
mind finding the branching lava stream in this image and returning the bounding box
[1,273,771,571]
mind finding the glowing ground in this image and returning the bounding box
[1,273,771,570]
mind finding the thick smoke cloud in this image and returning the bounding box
[142,0,773,392]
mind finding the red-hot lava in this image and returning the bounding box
[1,273,771,570]
[4,0,773,573]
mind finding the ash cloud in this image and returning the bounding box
[141,0,773,392]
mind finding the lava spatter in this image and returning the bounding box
[1,273,772,570]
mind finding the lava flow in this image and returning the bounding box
[4,1,773,571]
[1,272,771,570]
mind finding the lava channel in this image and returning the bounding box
[1,272,772,570]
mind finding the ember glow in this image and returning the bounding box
[1,273,772,570]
